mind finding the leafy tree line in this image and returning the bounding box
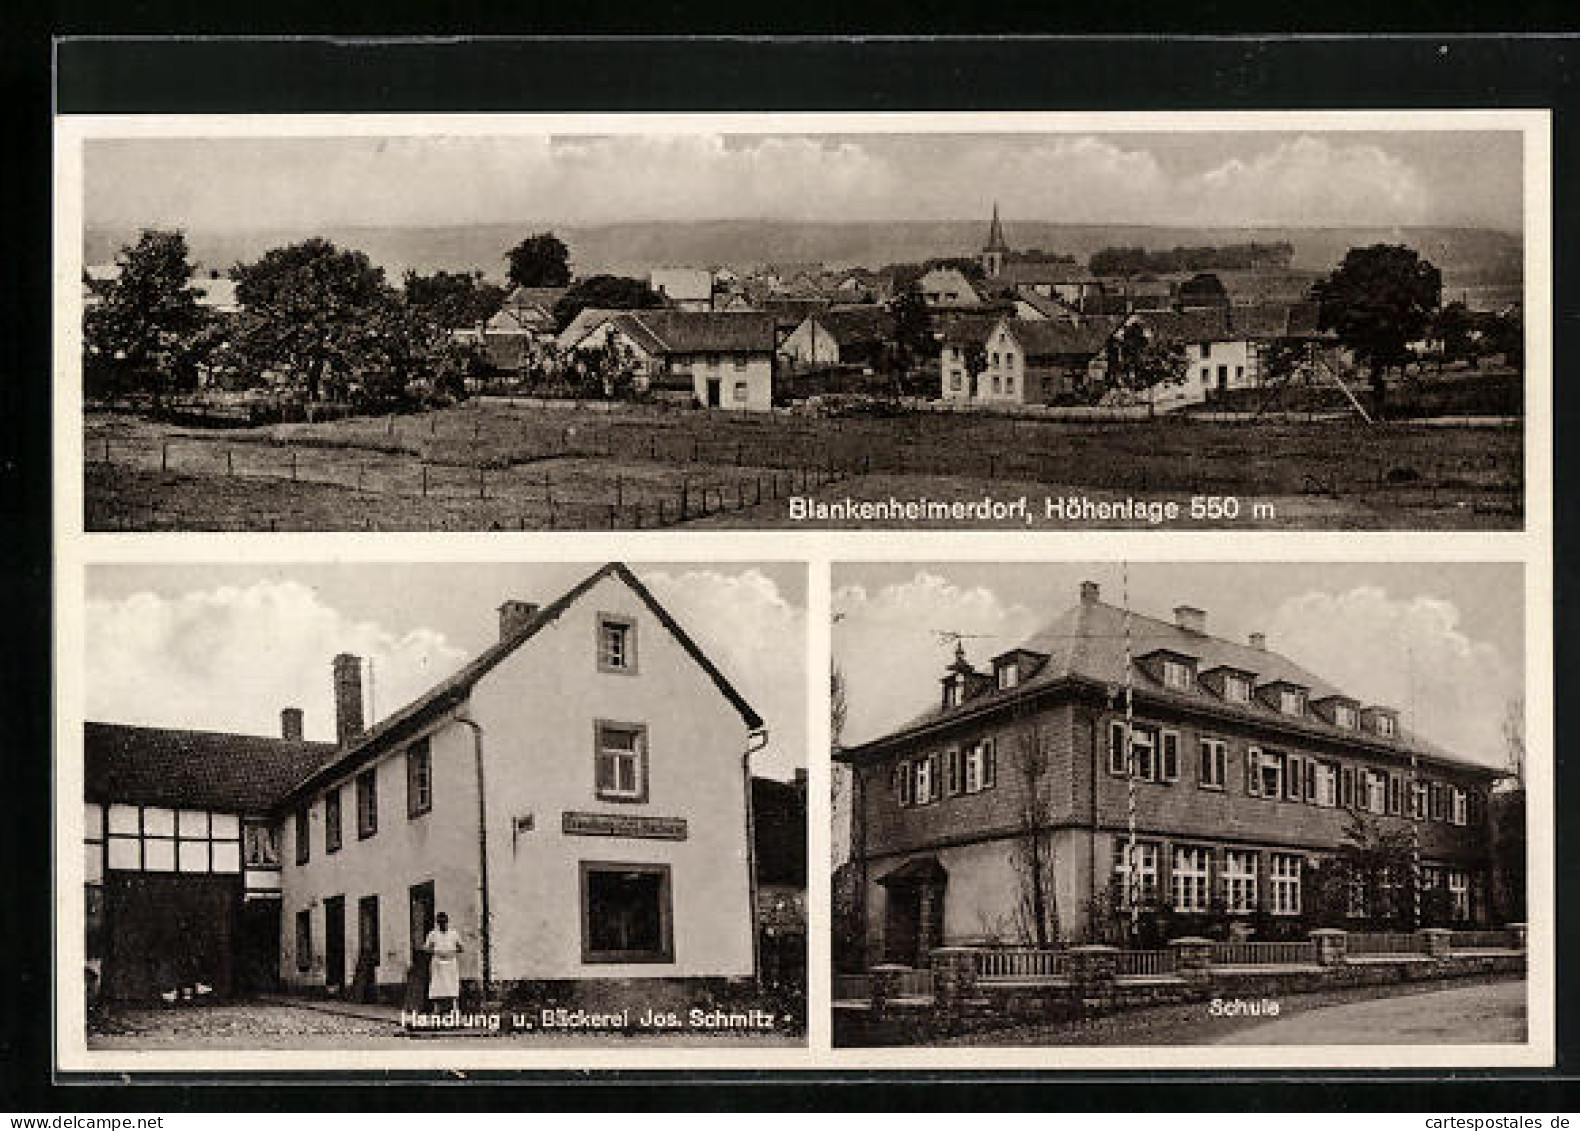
[1089,241,1296,277]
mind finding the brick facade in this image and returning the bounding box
[840,587,1503,960]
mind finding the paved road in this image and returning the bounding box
[1214,978,1526,1045]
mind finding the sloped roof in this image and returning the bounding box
[1228,301,1323,340]
[845,596,1482,773]
[816,307,895,346]
[649,268,714,304]
[285,563,763,805]
[1126,307,1232,344]
[630,310,776,354]
[85,723,337,813]
[1004,319,1114,360]
[503,286,567,310]
[935,311,1001,347]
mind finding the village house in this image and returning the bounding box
[559,309,778,410]
[85,564,785,1004]
[939,316,1113,405]
[917,266,983,309]
[836,581,1503,967]
[455,285,566,371]
[1113,303,1323,410]
[777,307,896,372]
[84,720,335,1000]
[648,268,715,312]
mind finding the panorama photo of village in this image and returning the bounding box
[75,125,1528,532]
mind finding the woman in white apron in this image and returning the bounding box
[423,911,465,1011]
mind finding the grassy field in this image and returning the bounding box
[82,401,1524,531]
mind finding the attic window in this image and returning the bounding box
[1377,714,1396,737]
[597,616,636,674]
[1279,689,1305,717]
[997,663,1019,690]
[1224,675,1251,704]
[944,676,965,709]
[1334,704,1357,729]
[1163,659,1193,691]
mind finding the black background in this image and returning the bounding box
[5,30,1578,1112]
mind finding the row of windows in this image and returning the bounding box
[85,803,243,878]
[1106,721,1478,825]
[1155,662,1395,736]
[295,718,657,865]
[892,740,998,807]
[294,864,677,973]
[295,740,433,866]
[1111,841,1478,918]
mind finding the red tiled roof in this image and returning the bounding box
[84,723,337,813]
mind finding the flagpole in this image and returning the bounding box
[1123,561,1139,943]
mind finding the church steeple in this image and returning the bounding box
[981,202,1009,278]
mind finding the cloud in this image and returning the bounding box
[86,131,1460,232]
[1267,586,1519,768]
[1186,136,1431,227]
[85,581,468,742]
[833,572,1038,746]
[643,568,807,781]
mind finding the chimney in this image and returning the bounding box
[1080,580,1101,604]
[280,707,304,742]
[332,653,365,746]
[1249,632,1266,651]
[1174,605,1207,634]
[498,599,541,642]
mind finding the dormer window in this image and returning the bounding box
[1377,714,1396,737]
[944,676,965,709]
[1224,674,1251,704]
[1163,659,1193,691]
[1279,689,1305,716]
[997,663,1018,690]
[1334,704,1357,729]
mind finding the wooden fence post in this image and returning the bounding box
[161,441,169,472]
[291,451,298,481]
[227,449,234,476]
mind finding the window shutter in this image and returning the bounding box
[1286,755,1303,800]
[983,739,996,788]
[1246,747,1261,795]
[1162,732,1179,782]
[1341,766,1354,808]
[898,762,912,807]
[1305,760,1316,803]
[1109,721,1126,775]
[945,748,960,796]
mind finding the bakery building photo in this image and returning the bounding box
[830,561,1530,1047]
[77,560,807,1049]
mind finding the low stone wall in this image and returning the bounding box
[837,929,1526,1046]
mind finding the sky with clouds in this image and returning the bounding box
[833,562,1524,770]
[84,562,807,781]
[83,129,1523,232]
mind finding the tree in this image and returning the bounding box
[231,238,404,402]
[1488,306,1524,370]
[552,274,662,332]
[889,283,934,391]
[1104,322,1187,412]
[83,229,207,396]
[1431,301,1479,371]
[960,341,988,400]
[1313,244,1442,416]
[1008,722,1059,947]
[402,269,506,330]
[505,232,571,289]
